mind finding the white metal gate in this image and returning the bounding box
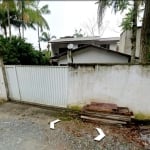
[5,65,68,107]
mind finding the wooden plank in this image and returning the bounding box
[83,103,118,113]
[83,103,132,116]
[82,108,132,116]
[139,125,150,130]
[82,110,131,118]
[81,115,127,124]
[117,107,132,115]
[81,111,131,122]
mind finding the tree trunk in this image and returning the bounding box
[3,26,7,38]
[131,0,138,63]
[21,0,24,38]
[6,7,11,40]
[47,43,50,52]
[38,25,41,51]
[22,25,24,38]
[19,26,21,37]
[140,0,150,63]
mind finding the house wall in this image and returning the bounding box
[119,28,141,57]
[51,40,119,57]
[109,43,117,51]
[68,64,150,115]
[58,47,129,65]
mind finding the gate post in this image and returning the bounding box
[0,57,10,100]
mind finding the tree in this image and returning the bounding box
[131,0,138,63]
[0,0,37,38]
[140,0,150,63]
[40,31,56,51]
[120,8,133,31]
[30,1,50,51]
[41,50,51,65]
[97,0,141,62]
[15,0,41,38]
[73,29,85,38]
[0,0,16,38]
[0,35,50,65]
[81,18,99,36]
[97,0,129,29]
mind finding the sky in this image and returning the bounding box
[10,1,126,50]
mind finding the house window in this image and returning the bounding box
[59,48,68,54]
[101,44,110,49]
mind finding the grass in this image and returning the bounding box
[0,99,6,105]
[29,107,79,121]
[68,105,82,111]
[133,113,150,125]
[135,113,150,120]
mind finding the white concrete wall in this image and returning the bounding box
[68,65,150,115]
[0,66,7,100]
[58,47,129,65]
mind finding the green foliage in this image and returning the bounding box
[120,8,133,31]
[40,31,56,51]
[40,32,56,42]
[97,0,129,28]
[41,50,51,65]
[0,0,50,38]
[73,29,85,38]
[135,113,150,120]
[68,105,82,111]
[0,35,50,65]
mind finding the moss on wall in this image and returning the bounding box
[134,113,150,120]
[68,105,82,111]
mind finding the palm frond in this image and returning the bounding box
[97,0,110,28]
[97,0,129,29]
[40,5,50,14]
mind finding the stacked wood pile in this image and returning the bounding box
[80,102,134,124]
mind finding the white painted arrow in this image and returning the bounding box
[94,128,105,141]
[50,119,60,129]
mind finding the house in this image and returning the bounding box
[50,36,120,57]
[52,44,131,65]
[119,27,141,57]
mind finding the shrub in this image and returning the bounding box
[0,36,50,65]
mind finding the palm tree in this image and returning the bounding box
[0,3,8,37]
[40,31,56,51]
[15,0,37,37]
[29,1,50,51]
[97,0,129,29]
[97,0,139,63]
[15,1,50,50]
[0,0,36,38]
[0,0,16,38]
